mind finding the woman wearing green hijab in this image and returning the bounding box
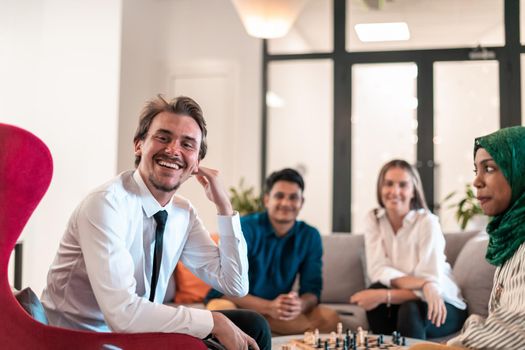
[410,126,525,350]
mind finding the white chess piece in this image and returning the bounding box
[303,331,314,345]
[337,322,343,340]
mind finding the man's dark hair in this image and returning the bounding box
[264,168,305,194]
[133,95,208,167]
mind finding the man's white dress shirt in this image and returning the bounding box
[41,170,248,338]
[364,208,466,309]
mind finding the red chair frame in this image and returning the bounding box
[0,123,207,350]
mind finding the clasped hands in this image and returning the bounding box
[267,291,303,321]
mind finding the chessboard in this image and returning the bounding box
[280,324,409,350]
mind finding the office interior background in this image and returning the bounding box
[2,0,525,296]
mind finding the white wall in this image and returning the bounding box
[0,0,122,294]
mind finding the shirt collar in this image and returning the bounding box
[375,208,419,225]
[261,211,297,238]
[403,209,419,224]
[375,208,386,219]
[133,170,167,218]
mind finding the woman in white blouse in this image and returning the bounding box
[350,159,467,339]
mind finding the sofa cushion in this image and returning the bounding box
[443,231,480,267]
[14,287,49,324]
[174,262,213,303]
[452,233,496,317]
[321,234,366,303]
[321,303,369,331]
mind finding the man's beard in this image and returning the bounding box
[149,174,181,193]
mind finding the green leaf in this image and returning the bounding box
[228,178,264,216]
[446,183,485,231]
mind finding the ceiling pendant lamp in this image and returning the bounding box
[231,0,308,39]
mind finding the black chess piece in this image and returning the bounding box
[392,331,401,345]
[402,337,407,346]
[324,339,329,350]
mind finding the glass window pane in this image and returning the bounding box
[434,61,499,232]
[521,0,525,46]
[347,0,504,52]
[521,54,525,125]
[268,0,332,54]
[351,63,417,233]
[267,60,333,234]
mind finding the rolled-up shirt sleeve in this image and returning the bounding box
[298,230,323,300]
[179,209,249,298]
[78,192,214,338]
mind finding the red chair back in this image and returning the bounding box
[0,123,206,349]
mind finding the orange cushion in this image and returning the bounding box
[174,233,219,304]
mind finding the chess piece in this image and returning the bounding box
[330,331,337,344]
[304,331,315,345]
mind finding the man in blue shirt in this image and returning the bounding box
[206,168,340,334]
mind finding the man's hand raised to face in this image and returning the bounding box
[211,312,259,350]
[194,166,234,216]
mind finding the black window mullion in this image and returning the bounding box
[333,0,351,231]
[416,58,435,211]
[500,0,521,127]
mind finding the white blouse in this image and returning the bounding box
[364,208,466,309]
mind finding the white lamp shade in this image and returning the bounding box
[232,0,308,39]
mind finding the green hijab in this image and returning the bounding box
[474,126,525,266]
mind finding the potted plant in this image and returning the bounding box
[442,184,485,230]
[229,178,264,216]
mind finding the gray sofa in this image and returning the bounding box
[319,231,496,335]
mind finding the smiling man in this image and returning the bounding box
[206,168,340,335]
[41,95,270,350]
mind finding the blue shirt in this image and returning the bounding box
[206,211,323,301]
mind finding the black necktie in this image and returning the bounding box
[149,210,167,302]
